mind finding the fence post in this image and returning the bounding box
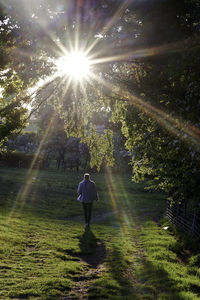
[183,201,187,218]
[176,204,179,225]
[18,160,22,168]
[191,209,196,235]
[166,200,170,215]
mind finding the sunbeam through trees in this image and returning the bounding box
[0,1,200,211]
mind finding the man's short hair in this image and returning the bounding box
[84,173,90,180]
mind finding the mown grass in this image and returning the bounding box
[0,167,200,299]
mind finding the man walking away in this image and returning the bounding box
[77,173,98,228]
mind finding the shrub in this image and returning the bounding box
[0,151,43,169]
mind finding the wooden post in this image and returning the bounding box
[183,201,187,218]
[176,204,179,225]
[191,209,196,235]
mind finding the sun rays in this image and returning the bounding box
[8,114,56,218]
[55,51,91,80]
[105,166,138,246]
[2,0,200,217]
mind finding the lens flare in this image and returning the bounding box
[55,51,90,80]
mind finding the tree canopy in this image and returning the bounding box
[0,0,200,203]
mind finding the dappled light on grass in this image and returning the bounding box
[139,221,200,300]
[104,166,138,248]
[104,167,118,214]
[7,113,56,220]
[105,166,135,228]
[104,167,200,299]
[1,168,200,299]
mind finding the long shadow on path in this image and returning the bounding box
[64,229,107,300]
[79,228,106,268]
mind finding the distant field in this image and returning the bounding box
[0,167,199,299]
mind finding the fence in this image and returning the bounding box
[166,202,200,239]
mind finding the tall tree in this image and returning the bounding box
[0,0,200,203]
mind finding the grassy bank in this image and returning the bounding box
[0,167,199,299]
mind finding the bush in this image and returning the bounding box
[0,151,43,169]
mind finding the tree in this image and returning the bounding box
[108,0,200,203]
[0,0,200,204]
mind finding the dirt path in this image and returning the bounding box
[66,210,117,224]
[63,232,106,300]
[62,211,117,299]
[63,209,154,300]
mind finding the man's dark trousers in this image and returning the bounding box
[82,202,93,225]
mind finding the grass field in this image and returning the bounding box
[0,167,200,300]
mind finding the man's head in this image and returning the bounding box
[84,173,90,180]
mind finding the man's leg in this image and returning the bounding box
[87,202,93,226]
[82,203,88,225]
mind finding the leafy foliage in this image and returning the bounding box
[0,0,200,201]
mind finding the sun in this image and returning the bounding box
[55,51,90,80]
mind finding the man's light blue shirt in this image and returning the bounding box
[77,179,98,203]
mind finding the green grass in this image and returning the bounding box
[0,167,199,299]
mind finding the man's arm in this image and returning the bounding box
[77,183,82,195]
